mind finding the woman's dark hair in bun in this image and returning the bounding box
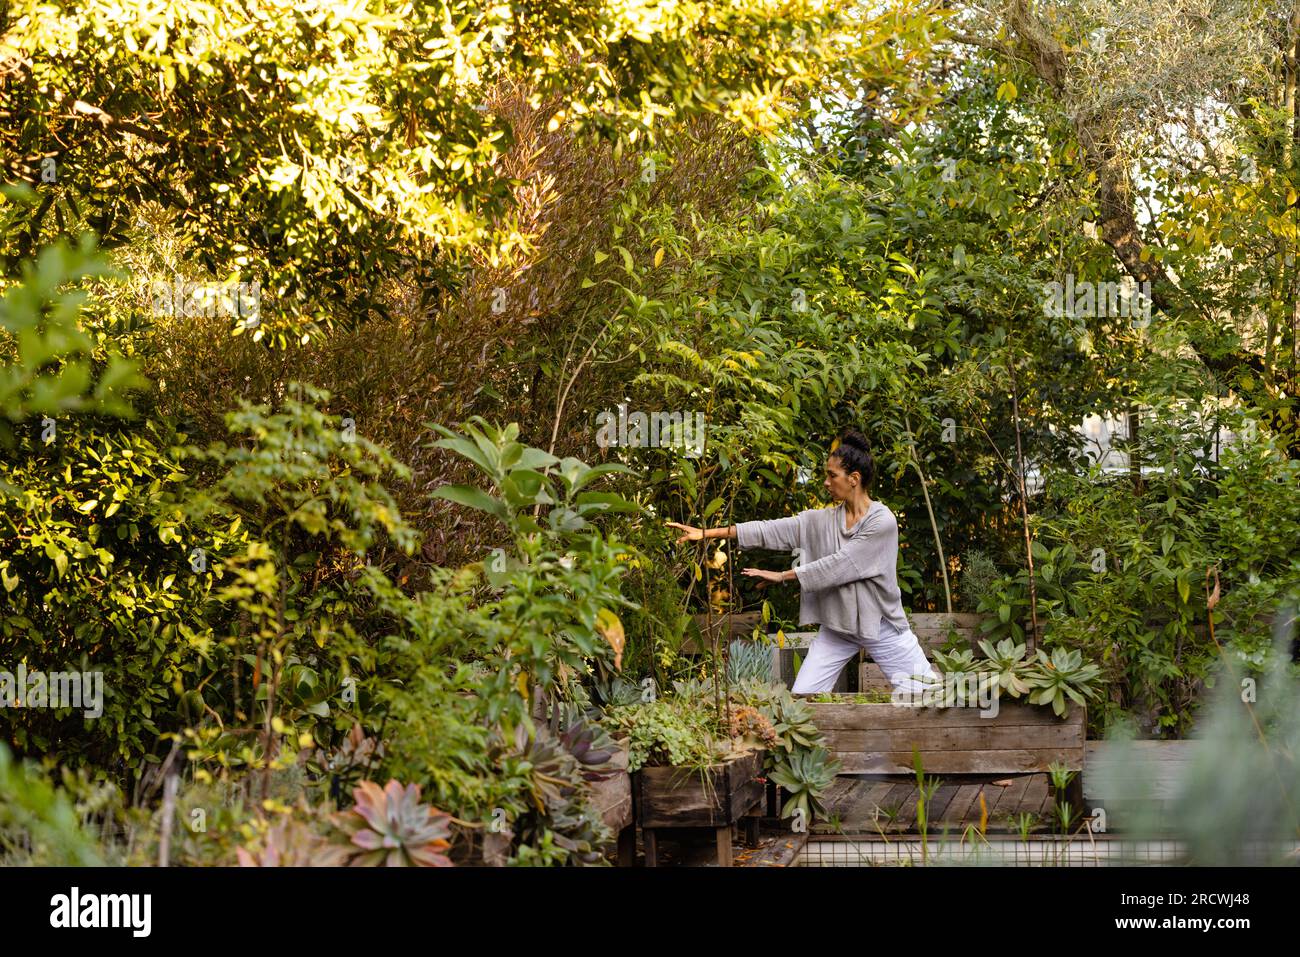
[831,429,875,487]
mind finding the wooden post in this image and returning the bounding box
[715,825,733,867]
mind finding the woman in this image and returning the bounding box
[667,429,938,695]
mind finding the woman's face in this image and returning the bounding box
[824,454,860,502]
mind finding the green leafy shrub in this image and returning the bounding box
[0,228,144,447]
[0,418,249,770]
[0,742,105,866]
[959,548,1001,613]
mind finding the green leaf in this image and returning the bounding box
[432,435,496,475]
[430,484,507,521]
[514,447,560,471]
[575,491,637,513]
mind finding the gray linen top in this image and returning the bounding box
[735,500,909,642]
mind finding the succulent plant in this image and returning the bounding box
[553,712,621,781]
[932,647,982,674]
[236,818,351,867]
[977,637,1033,697]
[728,705,778,749]
[331,779,453,867]
[769,746,841,822]
[670,676,712,703]
[310,722,385,798]
[727,638,774,684]
[592,675,643,709]
[490,723,612,865]
[1024,647,1104,716]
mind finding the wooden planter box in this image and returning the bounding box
[634,746,766,866]
[806,697,1085,775]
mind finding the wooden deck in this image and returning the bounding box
[813,772,1062,835]
[806,740,1198,838]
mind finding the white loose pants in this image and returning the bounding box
[791,616,939,694]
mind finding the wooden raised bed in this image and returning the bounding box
[634,746,766,866]
[806,697,1085,775]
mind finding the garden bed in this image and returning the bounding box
[634,745,766,866]
[805,696,1085,775]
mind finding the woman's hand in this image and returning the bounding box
[742,567,788,585]
[666,521,704,543]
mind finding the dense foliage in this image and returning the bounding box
[2,0,1297,866]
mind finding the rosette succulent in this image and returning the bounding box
[332,779,453,867]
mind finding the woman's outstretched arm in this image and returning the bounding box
[667,514,803,551]
[666,522,736,542]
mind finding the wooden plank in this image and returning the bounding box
[991,775,1034,824]
[858,664,896,692]
[588,750,633,831]
[887,781,924,830]
[941,783,986,827]
[1084,740,1197,801]
[868,785,909,832]
[807,700,1081,729]
[831,748,1085,775]
[823,723,1083,752]
[923,782,961,828]
[724,748,765,824]
[892,782,921,829]
[817,776,859,818]
[1022,774,1051,820]
[983,779,1021,825]
[862,780,902,823]
[961,783,997,831]
[736,832,808,867]
[836,779,900,832]
[682,612,763,653]
[910,613,990,629]
[838,778,894,830]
